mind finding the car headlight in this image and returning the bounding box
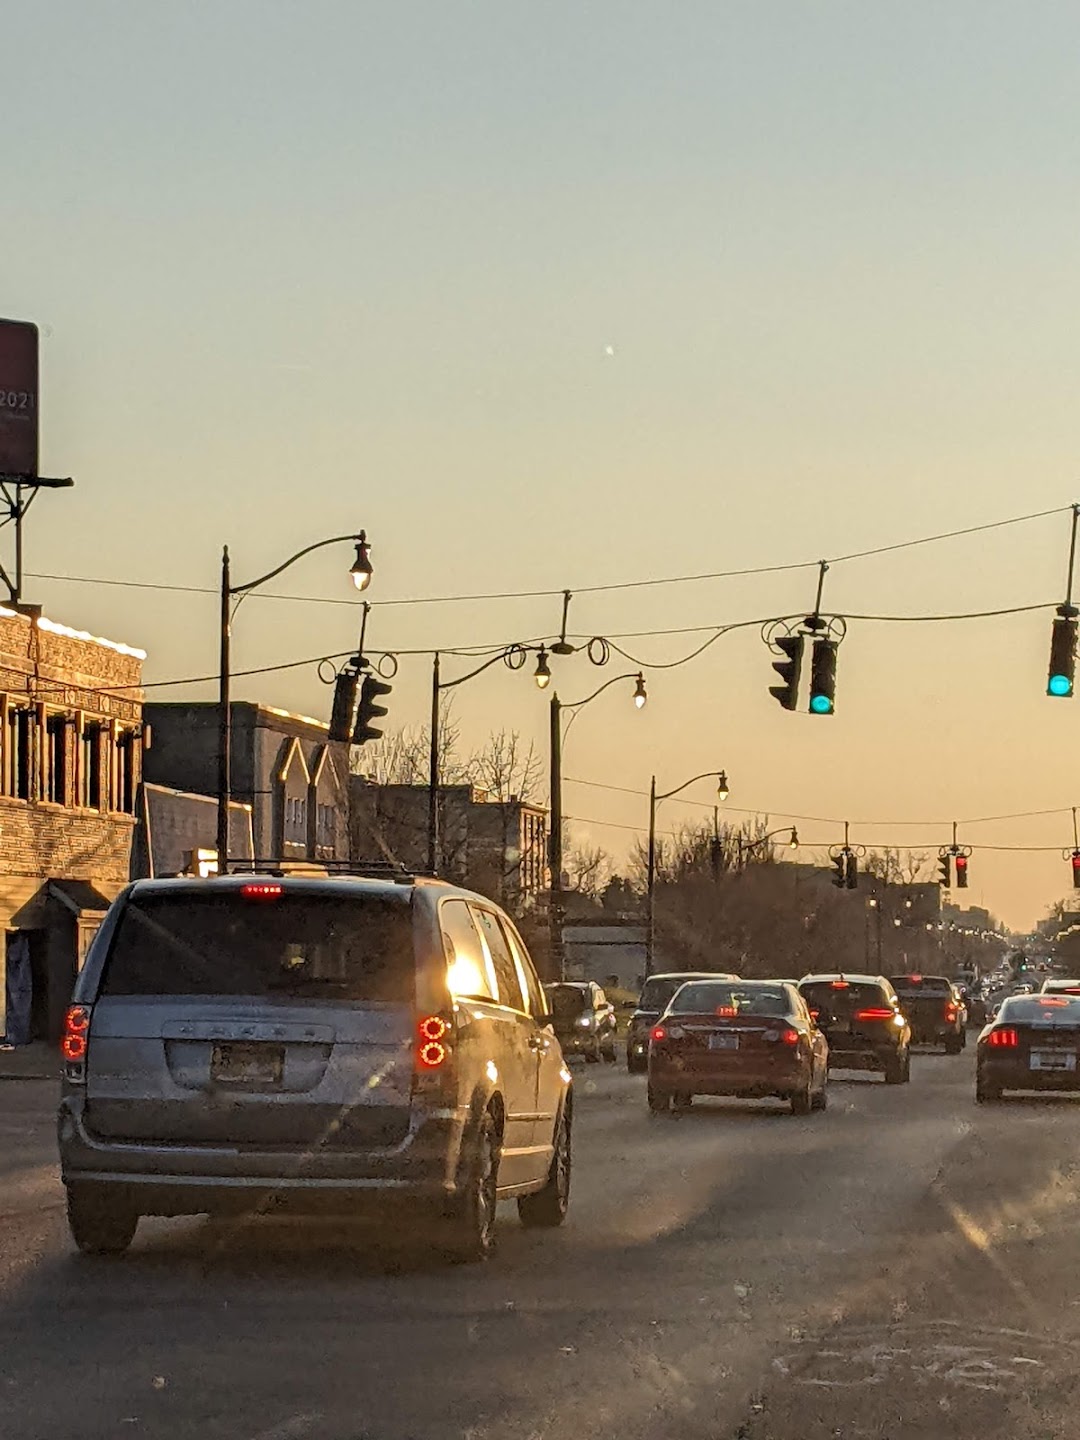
[577,1016,592,1029]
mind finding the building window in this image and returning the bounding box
[114,730,136,814]
[316,802,335,850]
[284,795,307,845]
[80,721,102,810]
[7,707,33,801]
[45,714,68,805]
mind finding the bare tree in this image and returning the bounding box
[563,841,612,899]
[864,848,930,886]
[466,730,542,804]
[352,704,469,785]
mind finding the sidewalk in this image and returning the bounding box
[0,1041,59,1081]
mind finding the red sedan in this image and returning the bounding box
[647,980,829,1116]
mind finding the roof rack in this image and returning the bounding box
[229,858,436,885]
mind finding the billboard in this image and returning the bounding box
[0,319,39,478]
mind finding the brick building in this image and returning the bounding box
[0,606,146,1045]
[350,780,548,914]
[143,701,350,867]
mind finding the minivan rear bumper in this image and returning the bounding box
[57,1093,470,1214]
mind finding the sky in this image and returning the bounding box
[5,1,1080,931]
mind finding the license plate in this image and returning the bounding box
[211,1043,285,1086]
[1030,1050,1077,1072]
[709,1032,739,1051]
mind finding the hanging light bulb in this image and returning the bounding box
[633,673,647,708]
[716,771,730,802]
[534,647,552,689]
[789,827,799,849]
[349,532,373,592]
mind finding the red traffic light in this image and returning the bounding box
[955,854,969,889]
[1072,852,1080,889]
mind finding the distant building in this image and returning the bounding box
[0,607,147,1045]
[143,702,350,867]
[563,919,647,991]
[350,780,548,913]
[131,783,254,879]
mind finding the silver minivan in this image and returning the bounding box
[58,873,572,1261]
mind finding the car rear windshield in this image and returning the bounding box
[800,981,890,1013]
[547,985,590,1016]
[668,983,791,1017]
[999,996,1080,1023]
[100,891,415,1003]
[888,975,951,995]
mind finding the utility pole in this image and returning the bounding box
[548,694,564,983]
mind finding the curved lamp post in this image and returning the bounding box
[217,531,372,872]
[736,825,800,870]
[549,672,647,980]
[645,770,730,976]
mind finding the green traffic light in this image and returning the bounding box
[1049,673,1073,697]
[809,694,833,715]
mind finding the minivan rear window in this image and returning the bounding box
[800,981,890,1013]
[100,892,415,1003]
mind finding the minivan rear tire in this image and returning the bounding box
[442,1113,500,1263]
[67,1184,138,1256]
[518,1110,571,1229]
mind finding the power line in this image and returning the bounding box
[24,501,1070,613]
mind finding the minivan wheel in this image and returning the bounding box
[518,1110,571,1229]
[67,1185,138,1256]
[443,1113,500,1263]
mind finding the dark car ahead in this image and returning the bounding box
[647,980,828,1116]
[977,993,1080,1101]
[798,974,911,1084]
[544,982,617,1063]
[626,971,739,1073]
[887,974,966,1053]
[57,874,572,1262]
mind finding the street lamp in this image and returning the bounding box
[735,825,799,870]
[549,673,647,980]
[646,769,731,976]
[217,531,371,872]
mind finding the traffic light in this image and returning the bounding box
[1071,851,1080,889]
[352,674,392,746]
[808,638,838,716]
[769,633,804,711]
[831,852,847,888]
[1047,613,1078,697]
[845,851,858,890]
[937,852,952,888]
[955,853,969,889]
[328,666,360,742]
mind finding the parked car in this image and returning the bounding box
[626,971,739,1073]
[57,874,573,1262]
[544,981,617,1063]
[887,974,966,1053]
[798,974,911,1084]
[976,992,1080,1101]
[647,980,828,1116]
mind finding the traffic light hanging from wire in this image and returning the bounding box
[955,853,969,889]
[831,848,858,888]
[352,673,393,746]
[937,852,952,888]
[328,665,361,743]
[808,638,838,715]
[1047,611,1078,698]
[769,633,804,711]
[1071,851,1080,889]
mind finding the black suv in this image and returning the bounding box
[545,982,617,1063]
[798,973,911,1084]
[626,971,739,1073]
[57,874,572,1262]
[887,974,966,1053]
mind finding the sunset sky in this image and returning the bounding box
[6,2,1080,929]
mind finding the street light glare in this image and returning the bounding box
[534,648,552,689]
[716,771,730,801]
[633,673,647,708]
[350,533,373,592]
[789,827,799,849]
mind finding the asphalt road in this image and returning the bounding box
[4,1050,1080,1439]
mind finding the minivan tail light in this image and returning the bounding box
[62,1005,91,1079]
[855,1007,896,1021]
[241,883,282,899]
[417,1014,449,1069]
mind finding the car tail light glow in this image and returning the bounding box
[987,1028,1019,1048]
[944,1003,958,1021]
[715,1006,738,1018]
[416,1014,452,1073]
[780,1026,800,1046]
[909,974,923,984]
[62,1005,91,1065]
[241,883,283,899]
[855,1007,896,1021]
[1039,996,1069,1007]
[809,1008,820,1019]
[830,980,849,989]
[651,1025,667,1043]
